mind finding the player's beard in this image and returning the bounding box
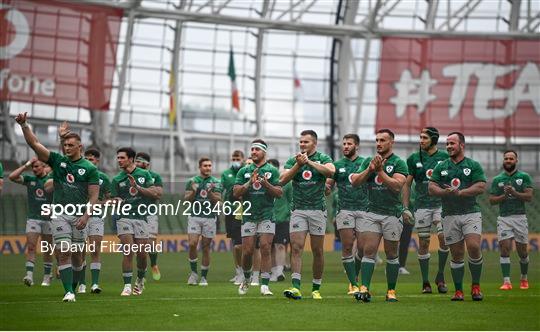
[503,163,516,172]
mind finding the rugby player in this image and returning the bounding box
[135,152,163,281]
[15,112,99,302]
[184,157,222,286]
[234,140,282,295]
[281,130,335,300]
[489,150,533,290]
[402,127,450,293]
[351,129,408,302]
[9,157,54,287]
[429,132,486,301]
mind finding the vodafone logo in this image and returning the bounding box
[252,181,262,190]
[425,169,433,179]
[450,178,461,189]
[200,189,208,198]
[35,188,44,197]
[0,4,29,60]
[129,187,138,196]
[66,174,75,184]
[374,175,383,185]
[302,170,312,180]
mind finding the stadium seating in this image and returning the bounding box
[1,190,539,235]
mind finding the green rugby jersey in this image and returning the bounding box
[221,167,241,203]
[146,169,163,204]
[235,162,281,223]
[284,151,333,210]
[111,167,155,220]
[185,175,222,219]
[97,170,111,201]
[47,152,99,206]
[406,149,449,209]
[333,156,368,212]
[0,162,3,179]
[490,170,533,217]
[272,180,292,224]
[430,157,486,217]
[22,174,53,220]
[356,154,408,217]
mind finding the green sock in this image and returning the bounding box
[90,262,101,285]
[418,254,430,283]
[342,256,358,286]
[149,253,158,267]
[243,269,252,280]
[354,254,362,280]
[25,261,34,274]
[438,249,449,278]
[189,259,198,274]
[201,266,209,278]
[59,266,74,293]
[500,256,511,279]
[386,258,400,290]
[291,273,301,289]
[468,256,483,285]
[360,257,376,289]
[44,263,52,276]
[520,256,529,276]
[79,264,86,285]
[123,272,132,285]
[72,268,80,290]
[137,269,146,280]
[261,272,270,286]
[312,279,321,291]
[450,261,464,291]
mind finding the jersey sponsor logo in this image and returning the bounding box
[386,165,394,173]
[78,169,86,175]
[200,189,208,198]
[416,162,423,168]
[374,175,383,185]
[516,179,523,186]
[302,170,312,180]
[137,177,145,184]
[66,174,75,183]
[441,170,448,176]
[60,162,67,168]
[252,181,262,190]
[35,188,44,197]
[450,178,461,189]
[425,169,434,179]
[129,187,138,196]
[463,168,471,176]
[264,172,272,179]
[339,167,346,173]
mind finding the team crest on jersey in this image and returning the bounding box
[339,168,346,173]
[425,169,434,179]
[228,174,233,177]
[252,181,262,190]
[30,181,36,186]
[66,174,75,183]
[200,189,208,198]
[244,173,251,178]
[119,182,126,187]
[516,179,523,186]
[129,187,138,196]
[78,169,86,176]
[463,168,471,176]
[374,175,383,185]
[265,172,272,179]
[137,177,145,184]
[302,170,312,180]
[416,162,423,168]
[437,160,443,164]
[498,182,504,187]
[441,170,448,176]
[450,178,461,189]
[60,162,67,168]
[35,188,44,197]
[386,165,394,173]
[99,179,103,185]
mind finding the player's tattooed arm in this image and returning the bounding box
[9,157,37,184]
[456,181,486,197]
[15,113,50,163]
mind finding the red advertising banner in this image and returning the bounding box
[376,37,540,137]
[0,0,123,110]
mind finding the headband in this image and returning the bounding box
[251,143,267,152]
[135,157,150,164]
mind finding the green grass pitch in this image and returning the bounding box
[0,251,538,330]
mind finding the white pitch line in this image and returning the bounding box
[0,293,538,305]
